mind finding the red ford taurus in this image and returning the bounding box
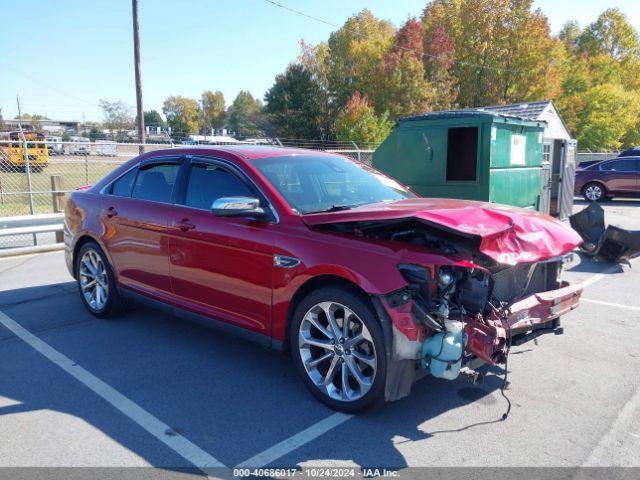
[65,146,583,412]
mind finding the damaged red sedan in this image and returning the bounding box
[64,146,583,412]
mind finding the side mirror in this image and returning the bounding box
[211,196,267,219]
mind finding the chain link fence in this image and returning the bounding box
[0,139,374,249]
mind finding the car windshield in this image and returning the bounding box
[252,154,415,214]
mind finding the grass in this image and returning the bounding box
[0,160,121,216]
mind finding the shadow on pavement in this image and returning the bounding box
[0,282,505,471]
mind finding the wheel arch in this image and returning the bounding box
[283,274,375,354]
[72,234,109,277]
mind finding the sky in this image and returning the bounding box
[1,0,639,123]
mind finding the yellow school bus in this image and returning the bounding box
[0,131,49,172]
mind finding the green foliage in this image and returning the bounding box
[577,8,639,61]
[143,110,164,127]
[162,96,199,140]
[571,83,640,150]
[335,92,393,144]
[228,91,268,138]
[200,90,225,132]
[264,64,331,139]
[88,126,107,140]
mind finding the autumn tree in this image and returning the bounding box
[200,90,225,133]
[421,0,562,106]
[378,17,436,117]
[424,22,457,109]
[326,10,396,112]
[335,91,393,144]
[162,96,199,140]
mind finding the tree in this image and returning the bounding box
[143,110,164,127]
[99,100,134,139]
[227,91,266,138]
[577,8,640,61]
[162,96,199,140]
[88,126,107,140]
[379,17,436,117]
[335,91,393,144]
[0,109,5,131]
[571,83,640,150]
[326,9,396,112]
[200,90,225,133]
[264,64,329,139]
[559,20,581,50]
[424,22,457,109]
[421,0,562,106]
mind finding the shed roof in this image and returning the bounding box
[476,100,572,140]
[477,100,551,119]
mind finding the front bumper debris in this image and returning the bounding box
[570,202,640,263]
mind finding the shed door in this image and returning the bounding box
[539,162,552,214]
[558,140,577,220]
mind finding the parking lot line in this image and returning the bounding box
[0,309,226,471]
[236,412,352,468]
[581,298,640,312]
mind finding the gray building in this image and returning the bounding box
[477,100,576,219]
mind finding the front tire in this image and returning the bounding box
[290,286,386,413]
[583,182,606,202]
[75,241,123,318]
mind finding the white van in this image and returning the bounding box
[45,136,64,155]
[67,137,91,155]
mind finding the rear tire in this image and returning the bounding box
[75,241,123,318]
[583,182,605,202]
[290,286,386,413]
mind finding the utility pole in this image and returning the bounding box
[132,0,145,153]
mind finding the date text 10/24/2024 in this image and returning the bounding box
[232,468,400,478]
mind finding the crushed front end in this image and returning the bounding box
[377,257,582,402]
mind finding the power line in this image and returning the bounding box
[261,0,517,73]
[0,61,98,106]
[263,0,338,28]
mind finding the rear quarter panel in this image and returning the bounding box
[64,190,111,277]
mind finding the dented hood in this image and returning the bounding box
[303,198,582,265]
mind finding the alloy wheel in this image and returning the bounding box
[585,184,603,201]
[298,301,377,402]
[79,249,109,311]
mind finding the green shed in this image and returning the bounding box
[372,110,547,210]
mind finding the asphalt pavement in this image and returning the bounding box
[0,202,639,473]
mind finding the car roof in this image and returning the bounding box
[144,145,340,160]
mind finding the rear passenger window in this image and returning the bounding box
[185,163,253,210]
[110,168,137,197]
[132,163,180,203]
[600,160,636,172]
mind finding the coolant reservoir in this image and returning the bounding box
[421,319,466,380]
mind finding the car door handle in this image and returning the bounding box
[173,218,196,232]
[103,206,118,218]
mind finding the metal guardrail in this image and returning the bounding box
[0,213,64,257]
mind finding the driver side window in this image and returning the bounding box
[185,163,254,210]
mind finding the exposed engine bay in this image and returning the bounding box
[319,219,583,401]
